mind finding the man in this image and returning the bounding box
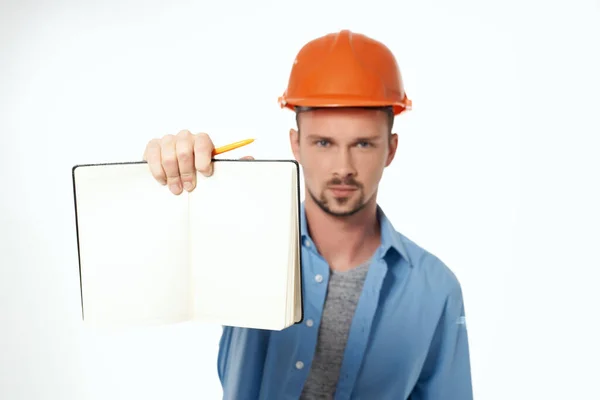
[143,30,472,400]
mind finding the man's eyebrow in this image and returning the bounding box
[354,135,383,141]
[305,134,331,140]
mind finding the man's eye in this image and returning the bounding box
[316,140,329,147]
[357,141,371,148]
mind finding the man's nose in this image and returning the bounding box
[332,148,357,178]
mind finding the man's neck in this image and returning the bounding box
[304,198,381,272]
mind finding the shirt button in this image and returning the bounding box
[303,238,311,247]
[315,274,323,283]
[306,319,314,327]
[296,361,304,369]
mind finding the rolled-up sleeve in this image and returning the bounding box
[410,284,473,400]
[217,326,271,400]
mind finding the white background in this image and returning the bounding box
[1,0,599,399]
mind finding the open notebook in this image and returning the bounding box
[72,159,303,331]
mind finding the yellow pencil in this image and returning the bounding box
[212,138,255,155]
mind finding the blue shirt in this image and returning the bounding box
[217,204,473,399]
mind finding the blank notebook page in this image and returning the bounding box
[189,160,297,330]
[73,163,192,327]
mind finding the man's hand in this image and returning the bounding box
[143,129,253,195]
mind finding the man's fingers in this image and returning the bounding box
[144,139,167,185]
[176,130,196,192]
[160,134,183,195]
[194,133,215,177]
[144,130,220,195]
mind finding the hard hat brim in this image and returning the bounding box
[278,96,412,115]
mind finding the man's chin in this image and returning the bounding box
[308,188,368,217]
[318,198,366,217]
[325,208,363,217]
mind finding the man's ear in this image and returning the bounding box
[289,128,300,162]
[386,132,399,167]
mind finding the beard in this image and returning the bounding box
[308,175,368,217]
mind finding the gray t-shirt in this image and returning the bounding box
[300,261,370,399]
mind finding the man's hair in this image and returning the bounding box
[294,106,395,135]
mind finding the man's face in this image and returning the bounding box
[290,108,398,217]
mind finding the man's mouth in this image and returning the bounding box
[328,185,358,196]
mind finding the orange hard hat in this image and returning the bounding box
[278,30,412,116]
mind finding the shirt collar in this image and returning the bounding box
[299,202,411,266]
